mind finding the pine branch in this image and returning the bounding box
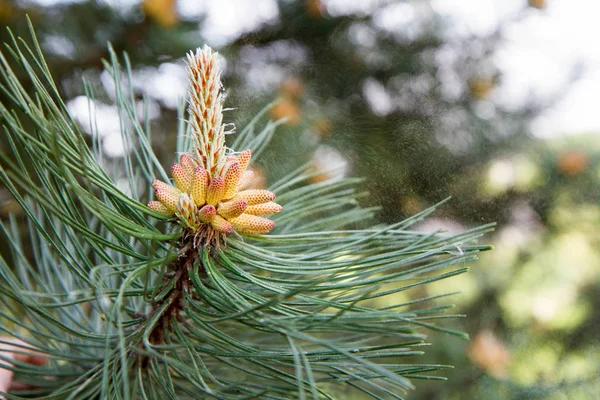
[0,19,494,399]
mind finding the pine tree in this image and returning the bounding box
[0,22,492,399]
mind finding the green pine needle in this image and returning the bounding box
[0,19,494,399]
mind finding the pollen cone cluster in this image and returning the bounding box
[149,150,281,237]
[148,46,281,244]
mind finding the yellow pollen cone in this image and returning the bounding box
[180,154,196,176]
[217,200,247,219]
[148,200,170,214]
[244,202,282,216]
[197,204,216,223]
[191,167,208,206]
[237,149,252,172]
[211,215,233,233]
[153,180,181,212]
[171,163,192,192]
[206,176,225,206]
[230,214,275,234]
[232,189,276,206]
[223,162,242,199]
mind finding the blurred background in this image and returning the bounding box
[1,0,599,398]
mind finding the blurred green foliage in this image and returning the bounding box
[0,0,598,398]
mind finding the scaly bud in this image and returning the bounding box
[244,202,282,216]
[197,204,216,223]
[148,200,170,214]
[230,214,275,234]
[217,199,247,219]
[206,176,225,206]
[211,215,233,233]
[153,180,182,212]
[223,162,242,200]
[232,189,276,206]
[171,163,192,192]
[191,167,209,206]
